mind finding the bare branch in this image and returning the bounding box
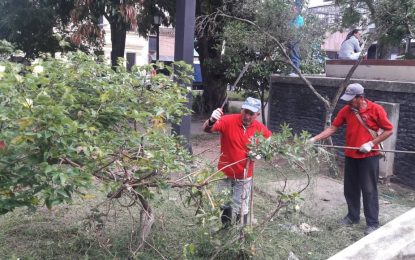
[214,10,331,109]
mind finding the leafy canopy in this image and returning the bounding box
[0,52,193,214]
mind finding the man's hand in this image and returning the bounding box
[210,108,223,123]
[359,141,374,153]
[248,151,262,160]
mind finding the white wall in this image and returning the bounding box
[308,0,333,8]
[101,17,149,66]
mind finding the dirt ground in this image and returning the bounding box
[190,117,415,224]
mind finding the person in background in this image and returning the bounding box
[203,97,272,227]
[339,29,362,60]
[307,83,393,235]
[288,0,304,76]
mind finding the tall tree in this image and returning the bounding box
[195,0,228,113]
[0,0,69,58]
[0,0,176,64]
[196,0,325,113]
[68,0,175,67]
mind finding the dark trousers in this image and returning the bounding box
[344,156,379,227]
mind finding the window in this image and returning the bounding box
[126,52,136,71]
[148,36,157,52]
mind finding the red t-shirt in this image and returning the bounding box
[332,100,393,158]
[212,114,272,179]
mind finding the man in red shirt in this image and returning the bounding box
[308,83,393,235]
[203,97,272,227]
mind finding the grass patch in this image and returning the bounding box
[0,184,366,259]
[1,154,414,259]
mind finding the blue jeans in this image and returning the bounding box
[288,41,301,70]
[217,178,252,215]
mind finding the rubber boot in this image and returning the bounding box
[236,214,248,225]
[221,207,232,228]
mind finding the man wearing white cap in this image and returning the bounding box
[308,83,393,235]
[203,97,272,227]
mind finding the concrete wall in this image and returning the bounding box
[377,102,400,178]
[268,76,415,187]
[102,17,149,66]
[326,60,415,82]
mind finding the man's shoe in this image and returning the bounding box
[364,226,379,235]
[338,216,359,225]
[221,207,232,228]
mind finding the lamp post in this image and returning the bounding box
[153,14,162,61]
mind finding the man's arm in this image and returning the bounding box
[203,118,215,133]
[203,108,223,133]
[359,106,394,152]
[372,129,393,145]
[310,125,338,142]
[359,129,393,153]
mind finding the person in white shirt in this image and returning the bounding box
[338,29,362,60]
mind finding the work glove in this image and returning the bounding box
[248,151,262,160]
[305,137,316,147]
[359,141,374,153]
[210,108,223,122]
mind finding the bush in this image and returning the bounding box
[0,52,193,214]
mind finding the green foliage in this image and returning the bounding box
[226,90,246,101]
[334,0,415,58]
[0,52,193,214]
[0,0,69,58]
[0,40,15,60]
[173,125,323,257]
[68,0,177,66]
[248,123,313,162]
[2,178,414,259]
[217,0,326,108]
[0,1,177,62]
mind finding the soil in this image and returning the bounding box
[190,116,415,224]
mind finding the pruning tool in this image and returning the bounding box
[314,144,415,154]
[220,62,252,110]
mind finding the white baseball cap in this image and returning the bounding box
[340,83,364,101]
[241,97,261,113]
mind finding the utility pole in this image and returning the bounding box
[173,0,196,153]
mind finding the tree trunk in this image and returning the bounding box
[405,37,411,56]
[136,195,154,250]
[197,35,227,113]
[259,85,267,125]
[110,21,127,68]
[323,109,339,177]
[376,40,393,59]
